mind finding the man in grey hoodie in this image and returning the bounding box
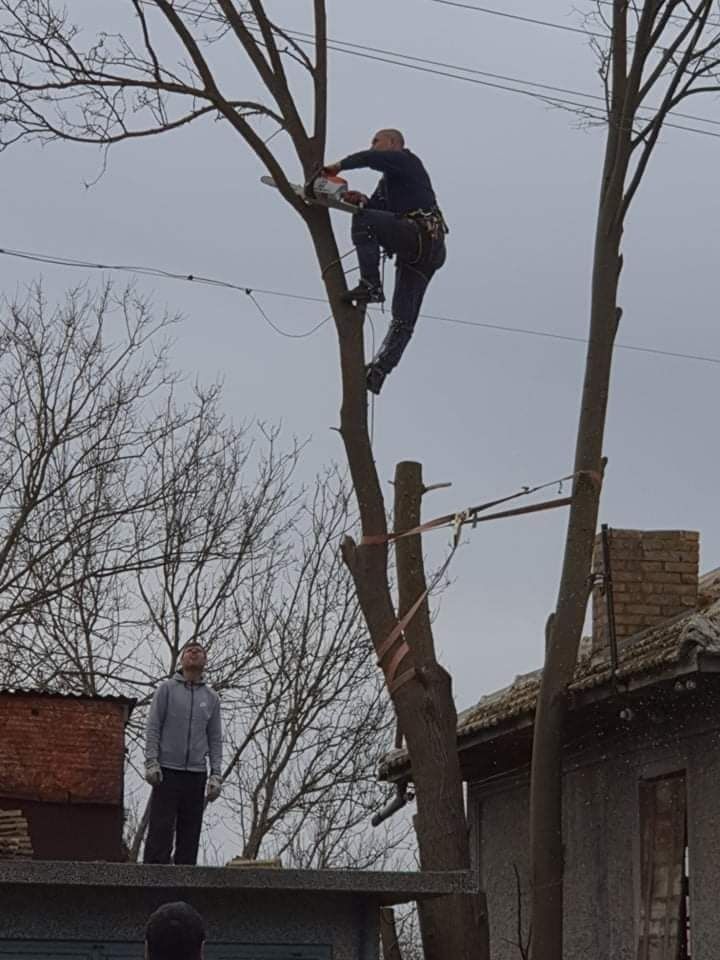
[143,642,223,865]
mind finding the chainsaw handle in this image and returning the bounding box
[304,165,324,200]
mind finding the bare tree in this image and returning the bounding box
[0,281,187,671]
[221,471,403,870]
[123,465,409,870]
[0,280,408,872]
[0,6,484,956]
[529,3,720,957]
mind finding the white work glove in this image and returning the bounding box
[145,761,163,787]
[206,774,222,802]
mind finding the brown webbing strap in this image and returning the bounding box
[361,472,578,547]
[376,512,467,696]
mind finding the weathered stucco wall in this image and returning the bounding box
[470,711,720,959]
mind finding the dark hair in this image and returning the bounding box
[181,642,207,654]
[145,901,205,960]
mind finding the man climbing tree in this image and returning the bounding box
[323,129,448,395]
[0,10,484,957]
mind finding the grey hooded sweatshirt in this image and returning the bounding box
[145,671,222,776]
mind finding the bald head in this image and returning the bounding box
[371,129,405,151]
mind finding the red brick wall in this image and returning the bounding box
[592,529,699,655]
[0,694,127,804]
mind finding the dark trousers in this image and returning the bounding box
[143,768,207,865]
[351,209,446,373]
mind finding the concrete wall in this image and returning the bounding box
[470,711,720,959]
[0,885,375,960]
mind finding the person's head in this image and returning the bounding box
[145,901,206,960]
[371,128,405,151]
[180,642,207,675]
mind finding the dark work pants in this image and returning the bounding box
[144,768,207,865]
[351,209,446,374]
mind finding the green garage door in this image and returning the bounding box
[0,949,97,960]
[0,944,332,960]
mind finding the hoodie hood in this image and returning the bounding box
[173,669,206,686]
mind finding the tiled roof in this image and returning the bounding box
[381,598,720,776]
[699,567,720,604]
[459,600,720,736]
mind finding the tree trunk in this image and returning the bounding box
[528,125,628,957]
[304,211,485,960]
[128,800,150,863]
[380,908,403,960]
[391,461,488,960]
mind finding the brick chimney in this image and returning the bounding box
[592,529,699,658]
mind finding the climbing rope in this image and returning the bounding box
[366,308,377,446]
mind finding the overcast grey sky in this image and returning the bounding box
[2,0,719,712]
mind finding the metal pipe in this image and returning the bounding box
[601,523,619,675]
[371,781,413,827]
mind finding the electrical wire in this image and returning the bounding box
[432,0,609,38]
[592,0,720,32]
[433,0,720,80]
[245,290,331,339]
[257,26,720,137]
[0,245,331,339]
[275,27,720,134]
[2,244,719,367]
[172,2,720,137]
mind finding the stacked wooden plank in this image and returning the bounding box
[226,855,282,868]
[0,809,33,859]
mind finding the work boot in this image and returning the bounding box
[366,363,387,396]
[342,280,385,305]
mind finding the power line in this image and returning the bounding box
[421,310,720,365]
[434,0,720,74]
[276,27,720,133]
[2,244,719,367]
[593,0,720,32]
[172,2,720,137]
[432,0,608,38]
[0,245,330,339]
[236,18,720,139]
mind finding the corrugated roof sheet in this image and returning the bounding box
[0,687,136,708]
[381,598,720,776]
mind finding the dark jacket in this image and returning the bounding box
[338,148,437,215]
[145,671,222,775]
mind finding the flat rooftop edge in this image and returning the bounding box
[0,861,477,902]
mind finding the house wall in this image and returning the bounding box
[469,710,720,960]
